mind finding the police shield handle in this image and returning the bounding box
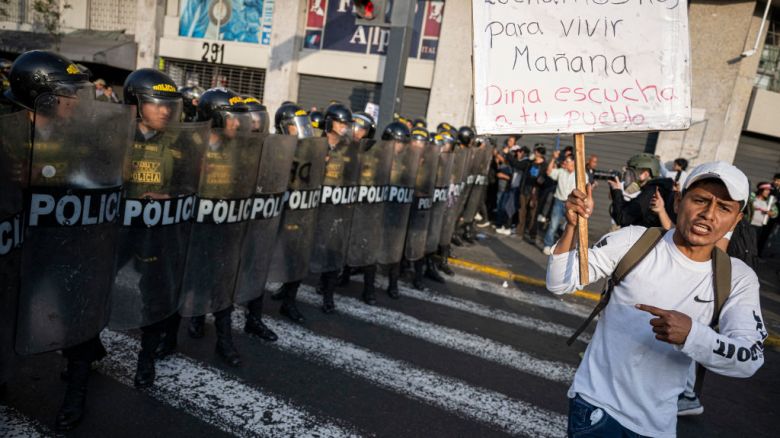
[574,133,589,283]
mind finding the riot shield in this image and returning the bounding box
[233,134,297,304]
[404,141,440,261]
[1,112,28,381]
[345,139,393,267]
[309,137,361,274]
[16,93,134,355]
[438,148,470,247]
[461,146,493,225]
[377,140,423,265]
[424,150,455,255]
[110,122,209,330]
[266,137,328,283]
[179,130,262,317]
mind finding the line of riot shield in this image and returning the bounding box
[345,139,393,268]
[377,139,423,265]
[309,136,361,274]
[438,147,470,247]
[404,140,440,261]
[424,149,455,255]
[460,146,493,225]
[233,134,297,304]
[109,121,209,330]
[1,111,29,380]
[16,92,134,355]
[266,137,328,283]
[178,129,263,317]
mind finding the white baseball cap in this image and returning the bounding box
[683,161,750,207]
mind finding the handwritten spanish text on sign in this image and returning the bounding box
[472,0,691,134]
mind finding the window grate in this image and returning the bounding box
[162,57,266,100]
[88,0,137,33]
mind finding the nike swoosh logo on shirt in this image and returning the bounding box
[694,296,714,303]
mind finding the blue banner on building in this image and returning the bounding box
[179,0,274,45]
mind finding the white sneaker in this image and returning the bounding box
[496,227,511,236]
[474,213,483,221]
[543,246,552,255]
[677,395,703,416]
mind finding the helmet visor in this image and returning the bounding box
[137,94,183,131]
[248,110,270,134]
[282,115,314,138]
[221,110,255,136]
[33,83,93,118]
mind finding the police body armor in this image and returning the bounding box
[460,146,493,225]
[179,129,262,317]
[308,137,361,274]
[233,134,297,304]
[16,93,134,355]
[110,122,208,330]
[438,148,470,246]
[345,139,393,267]
[377,140,423,265]
[266,137,328,283]
[404,140,440,261]
[0,112,28,379]
[424,149,455,255]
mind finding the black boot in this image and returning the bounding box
[412,259,425,289]
[55,360,90,432]
[214,308,241,367]
[155,314,180,359]
[279,282,305,323]
[244,296,278,342]
[462,223,476,244]
[387,263,400,299]
[362,265,377,305]
[320,271,337,314]
[135,329,159,388]
[437,245,454,276]
[451,234,463,246]
[188,315,205,339]
[424,256,446,283]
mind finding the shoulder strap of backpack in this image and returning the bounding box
[694,246,733,395]
[566,227,665,346]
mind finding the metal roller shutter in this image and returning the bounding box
[502,132,654,241]
[733,133,780,188]
[161,58,266,100]
[297,74,430,120]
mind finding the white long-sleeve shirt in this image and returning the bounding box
[547,226,766,437]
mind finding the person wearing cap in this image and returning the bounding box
[608,153,676,230]
[547,161,766,437]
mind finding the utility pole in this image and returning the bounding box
[377,0,416,132]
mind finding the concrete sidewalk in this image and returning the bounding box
[449,225,780,345]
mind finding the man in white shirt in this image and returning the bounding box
[547,161,766,437]
[543,150,576,255]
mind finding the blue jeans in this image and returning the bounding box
[544,198,566,247]
[568,395,647,438]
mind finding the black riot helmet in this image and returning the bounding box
[411,127,429,142]
[457,126,476,147]
[179,85,205,121]
[242,96,270,133]
[323,103,353,136]
[381,121,411,142]
[309,110,324,130]
[274,102,314,138]
[4,50,91,111]
[123,68,183,128]
[352,111,376,140]
[437,122,454,134]
[413,118,427,129]
[196,87,252,130]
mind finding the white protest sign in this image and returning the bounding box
[472,0,692,134]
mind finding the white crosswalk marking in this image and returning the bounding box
[388,280,591,342]
[0,405,49,438]
[98,330,361,438]
[297,286,576,383]
[235,314,568,437]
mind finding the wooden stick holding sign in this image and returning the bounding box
[574,133,589,283]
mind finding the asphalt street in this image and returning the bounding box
[1,258,777,437]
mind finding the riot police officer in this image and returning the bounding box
[180,85,204,122]
[456,126,479,244]
[4,50,133,432]
[310,109,324,137]
[353,111,376,141]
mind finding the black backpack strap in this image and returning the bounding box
[567,227,665,346]
[694,247,732,395]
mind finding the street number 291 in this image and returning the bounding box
[201,42,225,64]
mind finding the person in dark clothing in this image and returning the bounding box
[608,153,676,228]
[508,144,547,239]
